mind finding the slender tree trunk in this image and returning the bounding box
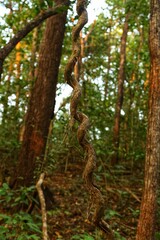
[15,42,21,112]
[74,21,96,82]
[2,62,13,124]
[104,28,111,99]
[112,13,129,165]
[14,0,69,187]
[136,1,160,239]
[124,26,144,161]
[104,13,114,100]
[74,22,96,111]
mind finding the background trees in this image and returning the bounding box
[1,0,159,239]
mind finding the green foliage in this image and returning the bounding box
[0,183,41,239]
[105,209,121,219]
[0,0,153,238]
[114,231,126,240]
[0,182,35,205]
[155,232,160,240]
[71,233,94,240]
[0,212,41,240]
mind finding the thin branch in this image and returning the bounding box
[84,19,96,44]
[124,187,141,203]
[36,173,48,240]
[0,3,69,61]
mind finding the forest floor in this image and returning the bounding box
[47,161,143,240]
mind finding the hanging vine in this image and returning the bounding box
[64,0,113,237]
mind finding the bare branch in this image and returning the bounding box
[36,173,48,240]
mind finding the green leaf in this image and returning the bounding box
[0,225,9,235]
[29,235,41,240]
[84,235,94,240]
[0,213,10,221]
[155,232,160,240]
[26,222,42,234]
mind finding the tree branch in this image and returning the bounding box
[36,173,48,240]
[0,3,69,69]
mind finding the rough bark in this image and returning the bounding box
[136,1,160,239]
[14,0,69,187]
[28,27,40,83]
[19,28,40,142]
[0,2,69,80]
[112,13,129,165]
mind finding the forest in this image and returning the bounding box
[0,0,160,239]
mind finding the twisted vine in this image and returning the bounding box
[64,0,113,237]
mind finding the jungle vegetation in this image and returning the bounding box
[0,0,159,239]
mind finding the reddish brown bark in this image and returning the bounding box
[15,0,69,187]
[112,14,129,164]
[136,1,160,239]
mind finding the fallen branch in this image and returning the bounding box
[36,173,48,240]
[124,187,141,203]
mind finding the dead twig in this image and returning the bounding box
[124,187,141,203]
[36,173,48,240]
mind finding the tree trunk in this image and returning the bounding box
[19,27,40,142]
[14,0,69,187]
[112,13,129,165]
[28,27,40,83]
[136,1,160,239]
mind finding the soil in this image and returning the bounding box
[46,162,142,240]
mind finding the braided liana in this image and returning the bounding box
[64,0,114,237]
